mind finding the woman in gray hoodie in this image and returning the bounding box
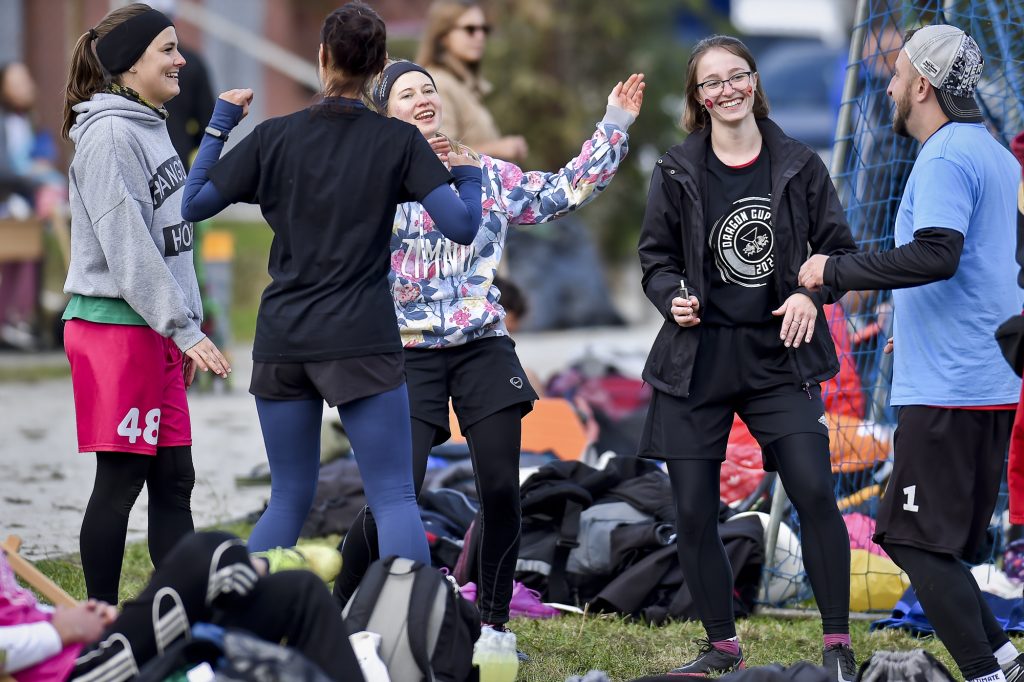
[60,2,230,606]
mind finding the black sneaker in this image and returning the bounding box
[1003,653,1024,682]
[669,639,744,676]
[823,643,857,682]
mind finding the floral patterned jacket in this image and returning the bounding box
[390,107,632,348]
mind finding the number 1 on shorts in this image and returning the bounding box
[117,407,161,445]
[902,485,920,513]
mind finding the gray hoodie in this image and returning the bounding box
[64,93,204,351]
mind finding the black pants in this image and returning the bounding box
[666,433,850,641]
[80,447,195,604]
[337,406,522,624]
[72,531,363,682]
[883,542,1006,680]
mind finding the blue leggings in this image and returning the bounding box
[247,384,429,564]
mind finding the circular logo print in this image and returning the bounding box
[710,197,774,287]
[510,377,524,389]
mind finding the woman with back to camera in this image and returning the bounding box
[417,0,528,162]
[637,35,858,679]
[333,59,643,638]
[60,2,230,605]
[180,2,483,563]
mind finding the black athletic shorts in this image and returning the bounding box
[874,406,1014,562]
[249,352,404,407]
[637,324,829,468]
[405,335,537,445]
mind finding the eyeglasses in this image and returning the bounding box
[454,24,491,37]
[697,71,755,96]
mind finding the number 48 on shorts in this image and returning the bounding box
[117,407,161,445]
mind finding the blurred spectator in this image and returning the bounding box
[165,42,215,170]
[417,0,625,330]
[0,62,66,350]
[416,0,528,162]
[492,275,526,332]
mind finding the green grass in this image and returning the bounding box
[514,615,962,680]
[29,521,971,680]
[0,363,70,383]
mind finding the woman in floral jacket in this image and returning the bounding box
[334,59,643,632]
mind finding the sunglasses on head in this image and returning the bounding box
[454,24,490,37]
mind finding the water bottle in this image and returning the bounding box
[348,630,392,682]
[472,627,519,682]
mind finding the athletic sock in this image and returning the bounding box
[969,670,1005,682]
[712,638,740,656]
[824,633,851,648]
[996,642,1020,667]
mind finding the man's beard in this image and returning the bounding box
[892,87,912,138]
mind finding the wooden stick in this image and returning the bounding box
[1,536,76,608]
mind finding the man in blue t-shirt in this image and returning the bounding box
[799,24,1023,682]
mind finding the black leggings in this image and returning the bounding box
[665,433,850,640]
[337,405,523,624]
[80,447,195,604]
[72,531,364,682]
[883,542,1006,680]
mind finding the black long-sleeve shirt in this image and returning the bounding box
[824,227,964,291]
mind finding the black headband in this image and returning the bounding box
[95,9,173,76]
[373,61,435,111]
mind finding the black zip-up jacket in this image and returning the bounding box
[638,118,858,398]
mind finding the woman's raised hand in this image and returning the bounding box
[608,73,646,118]
[218,88,254,119]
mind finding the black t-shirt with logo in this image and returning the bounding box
[702,144,776,326]
[209,100,452,362]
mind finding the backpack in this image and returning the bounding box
[455,457,672,604]
[343,556,481,682]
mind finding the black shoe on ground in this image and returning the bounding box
[1004,653,1024,682]
[823,643,857,682]
[668,639,744,676]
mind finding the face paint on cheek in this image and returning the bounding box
[705,99,714,109]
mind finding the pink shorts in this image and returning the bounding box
[64,319,192,455]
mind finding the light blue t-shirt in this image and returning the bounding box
[891,122,1022,406]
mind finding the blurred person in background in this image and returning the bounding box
[0,62,66,350]
[417,0,528,163]
[417,0,627,330]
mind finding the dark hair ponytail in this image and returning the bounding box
[319,1,387,98]
[61,2,151,140]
